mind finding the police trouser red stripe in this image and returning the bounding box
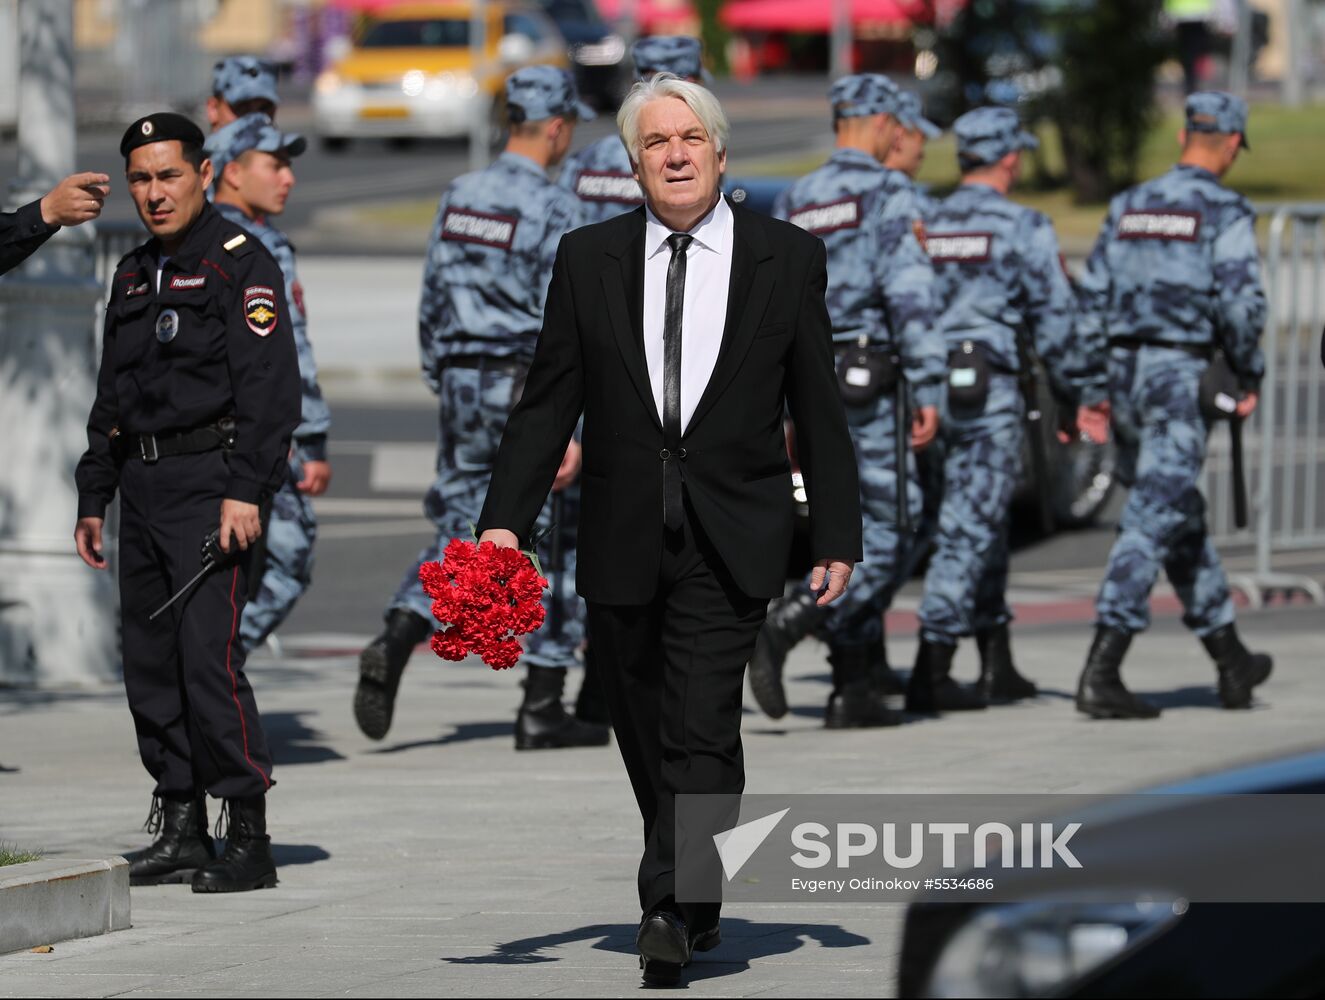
[117,451,274,799]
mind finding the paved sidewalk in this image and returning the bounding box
[1,603,1320,997]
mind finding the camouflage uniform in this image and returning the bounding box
[205,57,281,203]
[390,72,591,670]
[773,78,945,648]
[1079,93,1265,638]
[557,35,705,226]
[204,114,330,653]
[917,108,1105,647]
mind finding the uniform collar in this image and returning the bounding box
[1174,162,1218,181]
[149,200,222,273]
[497,150,549,178]
[829,146,885,170]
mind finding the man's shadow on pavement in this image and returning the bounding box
[369,721,512,754]
[266,711,346,766]
[443,917,871,985]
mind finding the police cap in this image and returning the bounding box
[829,73,900,120]
[1185,91,1250,149]
[120,112,206,159]
[954,106,1038,167]
[505,65,595,124]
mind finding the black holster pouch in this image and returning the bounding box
[1199,351,1251,529]
[835,341,899,407]
[946,339,991,419]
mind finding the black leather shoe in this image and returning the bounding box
[354,609,432,740]
[1200,623,1272,709]
[515,665,611,750]
[126,793,215,886]
[905,640,988,713]
[1075,626,1160,719]
[637,909,690,986]
[747,590,825,719]
[192,796,278,893]
[975,624,1038,702]
[826,643,902,728]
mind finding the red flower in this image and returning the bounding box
[417,538,549,671]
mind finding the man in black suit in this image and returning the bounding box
[477,73,862,985]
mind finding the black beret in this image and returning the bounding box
[120,112,206,157]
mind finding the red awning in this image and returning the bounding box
[594,0,698,33]
[721,0,927,32]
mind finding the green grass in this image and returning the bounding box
[0,843,43,866]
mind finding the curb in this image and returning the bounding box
[0,858,131,955]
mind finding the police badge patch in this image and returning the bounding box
[244,285,278,336]
[155,308,180,343]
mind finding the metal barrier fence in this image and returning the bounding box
[1204,203,1325,607]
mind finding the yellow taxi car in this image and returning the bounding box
[313,2,569,148]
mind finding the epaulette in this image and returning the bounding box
[221,231,255,258]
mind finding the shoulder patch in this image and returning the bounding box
[788,197,862,236]
[1116,210,1201,242]
[244,285,279,337]
[574,171,644,204]
[441,207,518,250]
[926,231,993,263]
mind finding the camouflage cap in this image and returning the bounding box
[954,106,1038,166]
[632,36,706,82]
[212,56,280,107]
[204,112,306,180]
[895,91,941,139]
[1185,90,1250,149]
[505,65,595,124]
[829,73,900,119]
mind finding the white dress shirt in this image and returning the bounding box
[642,195,733,433]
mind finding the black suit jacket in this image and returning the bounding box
[478,198,862,604]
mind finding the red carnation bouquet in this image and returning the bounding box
[418,538,548,670]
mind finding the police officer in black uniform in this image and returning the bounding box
[74,113,300,893]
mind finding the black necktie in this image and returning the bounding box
[662,233,692,532]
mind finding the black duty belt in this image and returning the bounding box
[123,420,235,464]
[1108,336,1213,360]
[441,356,530,376]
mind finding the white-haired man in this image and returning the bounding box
[477,74,862,985]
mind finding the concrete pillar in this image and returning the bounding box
[0,0,118,686]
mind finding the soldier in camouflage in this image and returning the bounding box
[910,107,1111,713]
[557,35,707,225]
[354,66,609,751]
[207,56,279,129]
[743,74,945,728]
[1075,91,1272,719]
[205,114,333,655]
[886,91,946,581]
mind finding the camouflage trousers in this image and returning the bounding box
[918,375,1023,645]
[239,457,316,653]
[389,365,584,669]
[1095,346,1234,637]
[811,393,922,647]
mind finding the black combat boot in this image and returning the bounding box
[192,796,278,893]
[354,608,432,740]
[975,624,1038,703]
[515,665,611,750]
[126,793,215,886]
[573,647,611,726]
[1075,626,1160,719]
[826,643,902,728]
[905,640,988,714]
[1200,623,1273,709]
[747,590,825,719]
[872,631,905,696]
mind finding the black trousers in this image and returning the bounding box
[586,500,767,928]
[118,450,273,800]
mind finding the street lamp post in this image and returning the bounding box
[0,0,118,686]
